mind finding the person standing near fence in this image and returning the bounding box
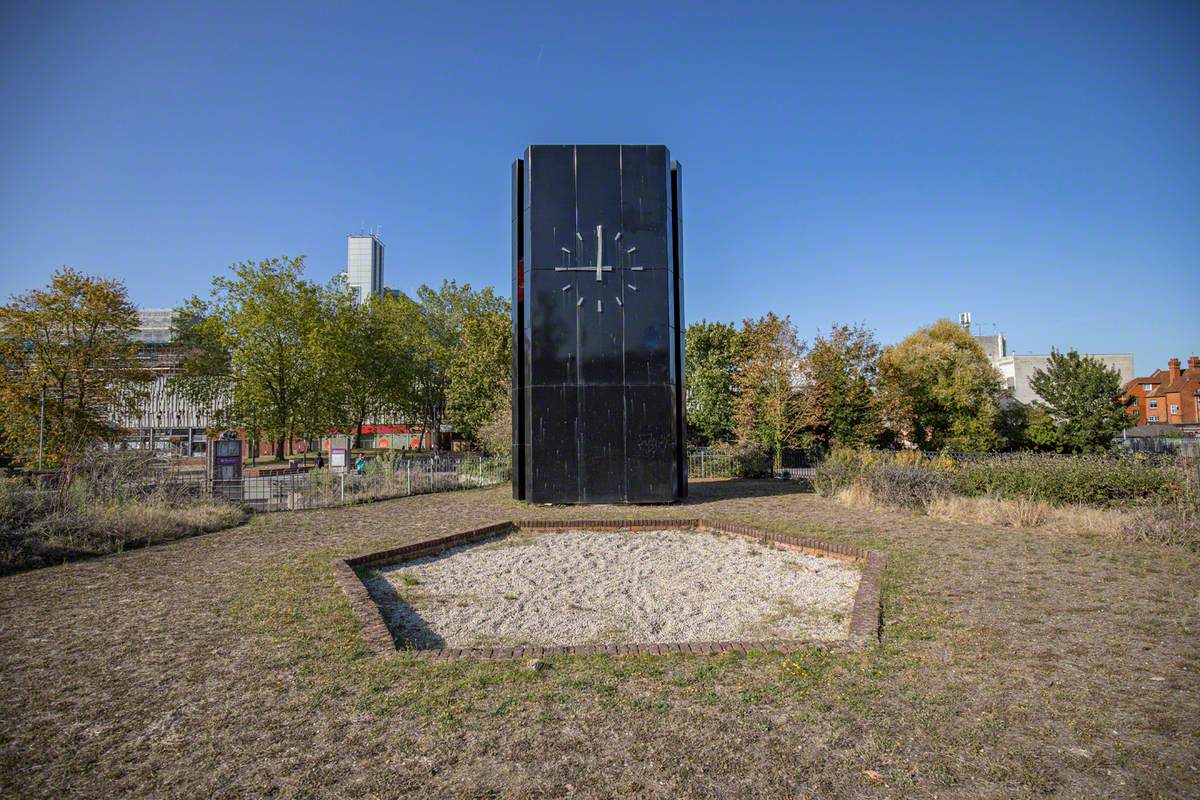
[316,451,325,470]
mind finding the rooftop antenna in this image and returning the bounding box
[959,311,972,332]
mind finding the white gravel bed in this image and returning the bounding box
[365,529,861,649]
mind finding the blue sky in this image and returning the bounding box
[1,1,1196,371]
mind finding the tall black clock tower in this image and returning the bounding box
[512,145,687,504]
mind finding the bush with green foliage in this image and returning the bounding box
[950,453,1185,508]
[729,446,774,478]
[815,447,1192,511]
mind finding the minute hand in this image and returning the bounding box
[554,265,612,279]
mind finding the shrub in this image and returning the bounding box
[951,453,1186,508]
[818,447,1199,549]
[731,446,773,479]
[812,446,871,496]
[702,444,773,479]
[860,462,954,510]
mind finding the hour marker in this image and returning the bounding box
[630,266,644,271]
[561,284,571,291]
[627,246,637,254]
[614,232,622,241]
[561,247,571,254]
[576,232,584,241]
[615,296,623,307]
[576,297,584,307]
[597,299,603,313]
[627,283,638,291]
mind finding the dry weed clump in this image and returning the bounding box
[1,493,247,574]
[0,454,249,574]
[910,490,1197,548]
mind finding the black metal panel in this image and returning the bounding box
[624,384,678,502]
[576,270,624,385]
[525,269,578,386]
[511,158,526,499]
[578,384,626,502]
[671,160,688,496]
[622,267,672,386]
[528,384,578,499]
[527,145,576,270]
[575,145,622,268]
[619,145,671,271]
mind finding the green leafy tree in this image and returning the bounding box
[684,320,740,446]
[1028,350,1130,453]
[389,281,507,448]
[476,385,513,456]
[0,268,151,467]
[317,288,418,449]
[799,323,882,448]
[734,313,808,468]
[877,319,1005,451]
[171,257,325,460]
[1022,404,1058,450]
[446,310,511,446]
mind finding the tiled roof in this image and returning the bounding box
[1128,366,1200,397]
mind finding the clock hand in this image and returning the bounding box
[595,224,604,281]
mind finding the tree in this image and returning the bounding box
[734,313,807,468]
[0,268,151,467]
[171,257,325,460]
[446,309,511,446]
[799,323,882,449]
[1028,350,1130,452]
[317,288,417,449]
[394,281,508,448]
[476,378,513,456]
[684,321,740,446]
[877,319,1005,451]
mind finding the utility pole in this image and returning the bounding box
[37,383,45,469]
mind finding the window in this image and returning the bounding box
[1148,415,1160,422]
[1149,399,1158,409]
[1170,404,1179,414]
[1143,384,1153,391]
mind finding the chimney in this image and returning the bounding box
[1189,355,1200,371]
[1168,358,1181,381]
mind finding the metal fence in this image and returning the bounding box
[155,453,511,513]
[1117,436,1200,457]
[688,449,737,478]
[686,448,817,482]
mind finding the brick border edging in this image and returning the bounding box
[332,518,886,660]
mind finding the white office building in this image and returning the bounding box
[344,233,384,303]
[969,328,1134,405]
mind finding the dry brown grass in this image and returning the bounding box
[1,481,1198,798]
[839,485,1200,549]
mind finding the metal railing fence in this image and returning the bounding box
[153,453,511,513]
[686,448,817,481]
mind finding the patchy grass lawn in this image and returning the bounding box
[1,481,1197,798]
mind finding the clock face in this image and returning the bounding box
[524,223,672,388]
[553,224,649,316]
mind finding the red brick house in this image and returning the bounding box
[1124,356,1200,425]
